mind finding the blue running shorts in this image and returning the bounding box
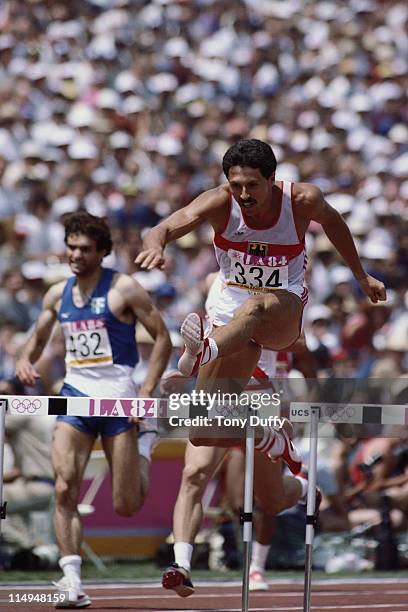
[58,382,134,438]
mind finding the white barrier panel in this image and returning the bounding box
[3,397,408,426]
[290,402,408,425]
[0,396,168,418]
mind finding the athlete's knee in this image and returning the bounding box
[290,334,307,355]
[234,297,265,320]
[180,461,210,496]
[54,474,80,511]
[114,493,142,517]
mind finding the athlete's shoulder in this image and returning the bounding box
[111,272,147,297]
[193,184,230,209]
[43,279,67,310]
[292,182,323,206]
[291,182,326,219]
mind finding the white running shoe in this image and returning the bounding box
[249,569,268,591]
[53,576,91,609]
[178,313,208,376]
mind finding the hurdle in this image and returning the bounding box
[0,396,165,531]
[241,415,254,612]
[1,396,407,612]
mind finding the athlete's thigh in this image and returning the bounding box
[196,342,261,394]
[253,451,284,511]
[190,344,261,443]
[253,290,303,350]
[102,427,139,493]
[183,440,228,483]
[52,421,95,485]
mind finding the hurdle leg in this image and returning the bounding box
[0,399,8,531]
[241,417,254,612]
[303,406,320,612]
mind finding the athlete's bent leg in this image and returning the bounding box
[187,345,301,473]
[189,343,261,447]
[249,454,303,592]
[178,291,303,377]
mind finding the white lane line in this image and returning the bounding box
[2,587,408,599]
[156,607,408,612]
[61,592,408,602]
[2,577,408,590]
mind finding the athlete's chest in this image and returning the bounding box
[59,287,132,324]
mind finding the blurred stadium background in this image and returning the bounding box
[0,0,407,577]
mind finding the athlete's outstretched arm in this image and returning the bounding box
[135,187,228,270]
[15,283,62,386]
[298,184,386,304]
[120,277,172,395]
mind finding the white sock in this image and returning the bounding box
[201,337,218,366]
[295,475,308,500]
[174,542,193,571]
[59,555,82,583]
[138,432,158,462]
[250,542,270,572]
[255,427,284,456]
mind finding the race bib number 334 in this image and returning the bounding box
[227,249,289,292]
[63,319,113,368]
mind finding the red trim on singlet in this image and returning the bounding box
[216,192,232,236]
[213,233,305,258]
[291,182,303,243]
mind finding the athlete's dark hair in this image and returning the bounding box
[222,139,277,180]
[64,211,113,256]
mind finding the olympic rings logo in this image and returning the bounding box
[323,405,356,422]
[215,404,247,418]
[11,398,42,413]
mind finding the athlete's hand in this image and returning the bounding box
[135,248,165,271]
[15,358,41,386]
[357,274,386,304]
[128,385,154,424]
[160,370,189,395]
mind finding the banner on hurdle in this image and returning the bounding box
[2,397,408,426]
[0,396,169,418]
[290,402,408,425]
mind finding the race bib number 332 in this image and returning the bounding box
[227,249,289,292]
[63,319,113,368]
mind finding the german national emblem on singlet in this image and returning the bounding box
[247,242,268,256]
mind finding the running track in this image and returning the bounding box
[1,578,408,611]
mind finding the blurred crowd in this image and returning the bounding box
[0,0,408,562]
